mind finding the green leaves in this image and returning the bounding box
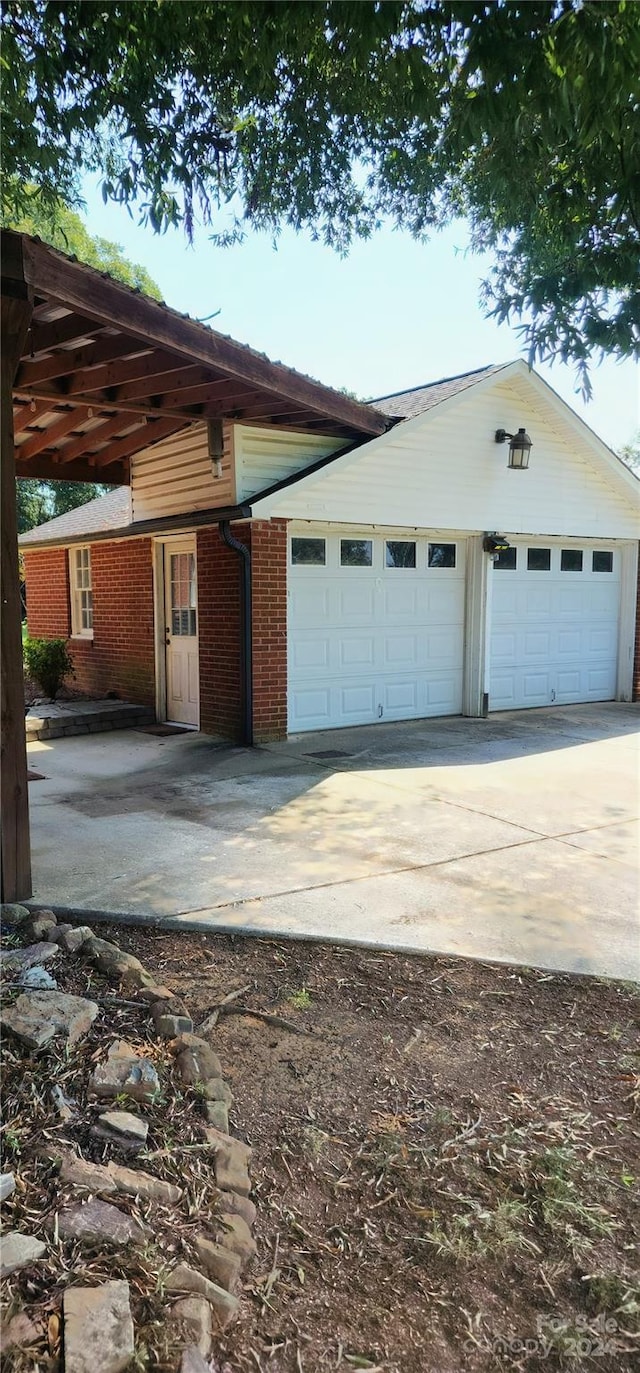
[1,1,638,376]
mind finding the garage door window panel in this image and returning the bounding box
[592,550,613,573]
[291,537,326,566]
[527,548,551,571]
[341,539,372,567]
[494,547,517,570]
[385,540,416,569]
[428,542,456,568]
[561,549,584,572]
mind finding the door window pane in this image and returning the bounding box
[561,549,583,571]
[527,547,551,571]
[592,550,613,573]
[340,539,372,567]
[291,537,326,566]
[170,551,197,636]
[494,546,517,570]
[428,542,456,568]
[385,540,416,568]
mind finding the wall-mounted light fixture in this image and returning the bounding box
[495,426,532,469]
[207,418,224,479]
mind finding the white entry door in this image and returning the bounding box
[164,539,199,727]
[288,527,466,732]
[489,541,621,710]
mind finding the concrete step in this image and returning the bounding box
[26,701,155,741]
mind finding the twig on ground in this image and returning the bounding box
[197,983,252,1032]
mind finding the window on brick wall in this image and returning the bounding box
[70,547,93,637]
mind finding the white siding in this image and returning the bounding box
[234,425,342,503]
[131,423,235,522]
[252,371,639,540]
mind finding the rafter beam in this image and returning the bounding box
[16,334,142,388]
[92,417,187,467]
[15,452,129,483]
[17,406,92,462]
[65,347,186,398]
[56,414,137,465]
[13,397,54,433]
[29,311,106,355]
[10,232,387,436]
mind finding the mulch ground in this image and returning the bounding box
[2,922,639,1372]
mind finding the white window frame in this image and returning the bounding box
[69,546,94,639]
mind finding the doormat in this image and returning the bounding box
[27,770,46,781]
[136,724,194,737]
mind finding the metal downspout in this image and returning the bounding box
[219,520,253,747]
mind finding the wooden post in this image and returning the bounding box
[1,287,33,901]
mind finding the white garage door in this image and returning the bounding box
[288,529,466,732]
[490,542,620,710]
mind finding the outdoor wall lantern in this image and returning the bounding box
[495,425,533,469]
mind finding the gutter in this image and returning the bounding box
[19,500,253,552]
[219,520,253,748]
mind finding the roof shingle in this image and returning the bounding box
[371,363,509,419]
[20,487,131,545]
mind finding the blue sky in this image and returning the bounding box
[82,179,638,452]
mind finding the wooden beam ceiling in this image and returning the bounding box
[4,227,388,483]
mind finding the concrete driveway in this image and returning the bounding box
[27,703,639,980]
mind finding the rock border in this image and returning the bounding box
[0,903,256,1369]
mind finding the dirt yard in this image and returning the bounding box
[3,923,639,1372]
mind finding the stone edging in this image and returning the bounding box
[0,903,256,1373]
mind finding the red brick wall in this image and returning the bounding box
[197,525,245,741]
[24,538,155,708]
[251,520,288,740]
[197,520,288,743]
[25,521,290,738]
[633,545,640,701]
[23,548,70,638]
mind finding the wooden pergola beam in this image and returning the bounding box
[92,417,186,467]
[12,233,387,437]
[1,283,34,901]
[15,453,129,483]
[56,414,138,465]
[13,397,54,433]
[17,405,92,462]
[29,311,106,355]
[65,346,185,398]
[16,333,140,388]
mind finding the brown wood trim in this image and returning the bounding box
[1,288,33,900]
[65,346,186,398]
[15,454,129,483]
[29,311,107,354]
[56,414,140,465]
[17,406,92,462]
[92,417,187,467]
[16,333,138,388]
[13,233,387,435]
[13,397,54,433]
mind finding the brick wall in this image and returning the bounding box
[197,520,288,743]
[197,525,245,740]
[24,538,156,708]
[23,548,70,638]
[633,545,640,701]
[24,522,290,738]
[251,520,288,740]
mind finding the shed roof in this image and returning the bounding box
[20,487,132,545]
[4,230,388,488]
